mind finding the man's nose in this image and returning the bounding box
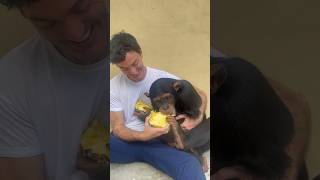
[61,16,87,43]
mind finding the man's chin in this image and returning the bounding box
[53,41,107,65]
[60,45,106,64]
[128,76,143,82]
[64,52,106,65]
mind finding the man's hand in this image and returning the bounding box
[112,111,168,142]
[176,114,203,131]
[141,115,170,141]
[175,86,207,131]
[133,108,151,121]
[76,148,108,179]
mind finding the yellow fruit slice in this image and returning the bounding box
[135,100,153,112]
[80,120,108,163]
[149,111,169,128]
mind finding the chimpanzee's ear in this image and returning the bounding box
[211,64,227,94]
[172,81,183,93]
[144,92,150,97]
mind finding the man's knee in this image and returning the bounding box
[175,155,204,180]
[183,155,202,169]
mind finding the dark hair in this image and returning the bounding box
[0,0,38,9]
[211,57,294,179]
[109,31,142,64]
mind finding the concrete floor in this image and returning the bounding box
[110,150,210,180]
[213,0,320,178]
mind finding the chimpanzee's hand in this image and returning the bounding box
[166,115,178,129]
[176,114,203,131]
[141,115,170,141]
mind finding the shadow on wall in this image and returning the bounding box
[212,0,320,178]
[0,6,35,56]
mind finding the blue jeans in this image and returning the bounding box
[110,134,205,180]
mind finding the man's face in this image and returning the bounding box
[116,51,146,82]
[21,0,108,65]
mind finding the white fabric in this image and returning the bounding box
[0,35,106,180]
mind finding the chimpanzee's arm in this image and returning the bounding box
[166,116,185,149]
[183,119,210,150]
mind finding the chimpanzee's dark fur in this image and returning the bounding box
[148,78,210,166]
[211,57,294,179]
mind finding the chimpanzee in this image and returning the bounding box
[211,57,295,179]
[138,78,210,171]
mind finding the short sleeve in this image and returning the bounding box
[0,96,41,157]
[110,91,123,112]
[162,71,180,80]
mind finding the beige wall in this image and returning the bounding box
[110,0,210,115]
[213,0,320,178]
[0,6,35,56]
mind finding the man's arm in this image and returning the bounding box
[195,87,208,117]
[176,87,208,130]
[110,111,169,141]
[0,155,46,180]
[268,78,311,180]
[0,95,46,180]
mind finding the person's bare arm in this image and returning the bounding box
[0,155,46,180]
[196,87,208,117]
[111,111,169,141]
[268,78,311,180]
[176,87,208,130]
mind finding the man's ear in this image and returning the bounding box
[211,64,227,94]
[172,81,183,93]
[144,92,150,97]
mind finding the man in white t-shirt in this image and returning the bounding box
[110,32,207,180]
[0,0,108,180]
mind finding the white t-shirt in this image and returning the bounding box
[110,67,178,131]
[0,35,107,180]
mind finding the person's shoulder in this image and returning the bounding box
[1,35,43,58]
[110,73,123,82]
[147,66,167,73]
[147,67,171,76]
[0,35,44,67]
[0,36,46,89]
[147,67,179,79]
[110,73,126,88]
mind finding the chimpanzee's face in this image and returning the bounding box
[152,93,176,116]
